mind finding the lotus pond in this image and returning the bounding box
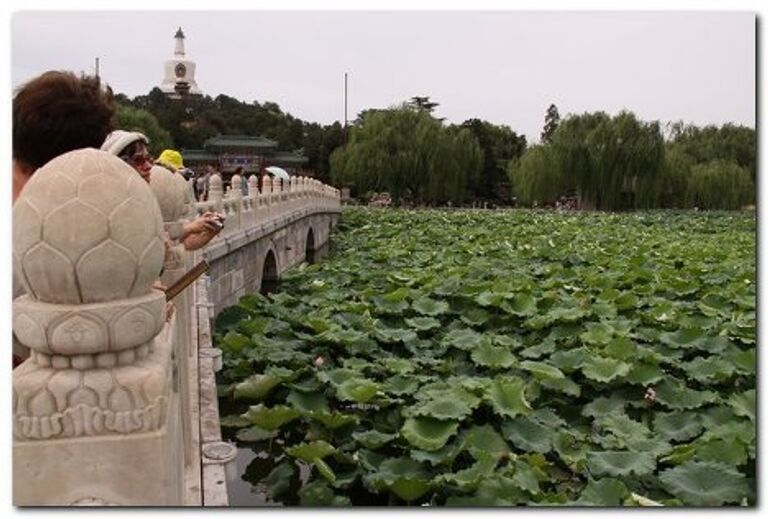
[215,207,755,506]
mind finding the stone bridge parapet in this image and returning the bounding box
[12,149,341,506]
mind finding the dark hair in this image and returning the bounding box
[234,166,244,175]
[13,71,116,169]
[118,139,148,160]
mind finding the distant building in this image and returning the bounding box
[160,27,203,98]
[182,134,309,183]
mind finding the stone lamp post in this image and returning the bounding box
[12,149,184,505]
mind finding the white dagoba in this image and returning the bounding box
[160,27,203,98]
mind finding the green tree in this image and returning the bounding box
[409,96,440,113]
[551,111,664,210]
[508,145,560,206]
[540,104,560,144]
[668,122,756,182]
[686,160,754,210]
[658,144,694,208]
[330,104,482,204]
[460,119,526,200]
[116,104,174,155]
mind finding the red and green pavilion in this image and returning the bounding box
[182,134,309,183]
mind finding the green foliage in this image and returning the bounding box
[551,110,665,210]
[216,208,755,506]
[540,103,560,144]
[330,105,483,204]
[668,122,756,182]
[460,118,527,200]
[685,159,754,209]
[116,104,174,155]
[509,145,561,206]
[118,89,344,182]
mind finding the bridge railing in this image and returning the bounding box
[193,173,341,237]
[12,151,340,506]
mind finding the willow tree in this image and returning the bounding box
[508,145,561,206]
[686,160,754,210]
[658,144,694,208]
[330,104,482,205]
[551,111,664,210]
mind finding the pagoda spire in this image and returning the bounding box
[174,27,186,58]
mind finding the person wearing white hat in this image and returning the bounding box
[101,130,154,182]
[102,130,224,250]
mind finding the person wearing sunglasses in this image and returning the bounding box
[101,130,154,182]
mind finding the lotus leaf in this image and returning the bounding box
[336,378,380,403]
[411,397,474,421]
[463,424,510,460]
[653,411,704,442]
[236,424,279,442]
[587,450,655,477]
[241,404,300,431]
[470,341,517,369]
[405,316,442,331]
[693,437,749,466]
[383,374,421,396]
[581,356,631,383]
[659,327,707,350]
[576,478,629,506]
[659,461,748,506]
[728,389,755,421]
[233,373,280,401]
[539,376,581,397]
[286,389,329,413]
[502,417,552,453]
[580,322,615,345]
[412,297,450,316]
[486,376,531,418]
[286,440,336,462]
[654,379,718,410]
[511,459,540,494]
[441,328,484,351]
[309,410,360,429]
[625,363,664,385]
[352,430,397,449]
[374,327,418,344]
[519,360,565,380]
[298,480,351,506]
[439,452,497,489]
[548,347,589,372]
[401,417,459,451]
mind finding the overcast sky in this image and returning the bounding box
[10,10,756,143]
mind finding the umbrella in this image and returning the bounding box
[265,166,290,180]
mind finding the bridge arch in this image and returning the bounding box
[260,248,279,295]
[305,227,316,264]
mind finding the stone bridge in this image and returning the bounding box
[12,149,341,506]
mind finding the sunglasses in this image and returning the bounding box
[121,153,153,166]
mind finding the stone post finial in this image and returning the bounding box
[209,173,223,203]
[231,174,243,198]
[13,149,169,441]
[247,175,259,196]
[262,175,273,194]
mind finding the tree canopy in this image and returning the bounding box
[330,105,483,205]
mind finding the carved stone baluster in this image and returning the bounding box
[262,175,273,222]
[148,165,195,470]
[12,149,182,505]
[229,174,243,234]
[247,175,259,227]
[208,173,223,210]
